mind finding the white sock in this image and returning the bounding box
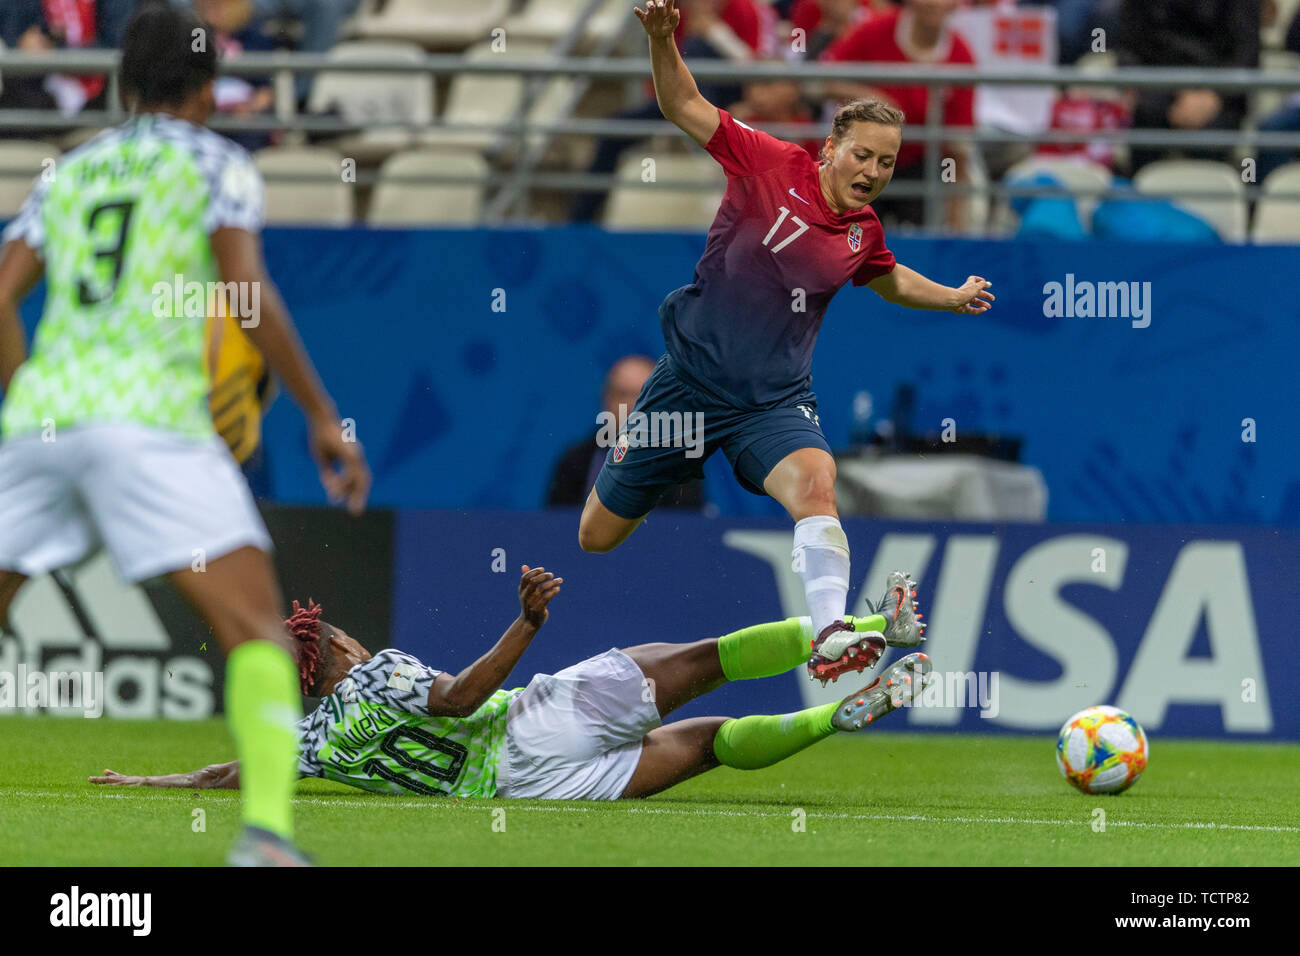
[792,515,850,639]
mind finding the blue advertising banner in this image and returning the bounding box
[9,228,1296,525]
[392,510,1295,741]
[251,229,1294,525]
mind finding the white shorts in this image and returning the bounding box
[496,648,662,801]
[0,423,272,583]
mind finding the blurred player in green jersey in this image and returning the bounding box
[90,566,932,802]
[0,1,370,864]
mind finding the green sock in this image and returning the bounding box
[225,640,300,840]
[716,617,812,681]
[847,613,888,634]
[712,702,840,770]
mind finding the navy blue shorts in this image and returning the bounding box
[593,354,831,520]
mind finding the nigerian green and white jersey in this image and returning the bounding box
[296,649,522,798]
[0,113,265,440]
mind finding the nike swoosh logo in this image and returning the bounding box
[788,187,811,205]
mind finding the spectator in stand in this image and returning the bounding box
[570,0,767,223]
[820,0,976,229]
[547,356,706,510]
[673,0,771,107]
[96,0,137,47]
[0,3,60,123]
[194,0,276,151]
[0,0,117,127]
[790,0,874,61]
[1257,5,1300,183]
[788,0,892,60]
[1038,0,1121,65]
[1117,0,1260,174]
[1036,82,1132,171]
[728,73,826,159]
[40,1,107,115]
[0,1,44,50]
[172,0,361,101]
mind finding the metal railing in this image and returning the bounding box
[3,49,1300,231]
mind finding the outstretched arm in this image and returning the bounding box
[424,566,563,718]
[89,761,241,790]
[868,265,994,315]
[636,0,721,147]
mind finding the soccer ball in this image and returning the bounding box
[1056,705,1149,795]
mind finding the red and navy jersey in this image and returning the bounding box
[660,109,895,409]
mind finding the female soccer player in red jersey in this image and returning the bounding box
[578,0,992,684]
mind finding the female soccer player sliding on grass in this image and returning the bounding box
[91,566,931,803]
[0,3,370,866]
[578,0,993,684]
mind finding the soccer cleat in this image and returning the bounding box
[226,826,314,867]
[877,570,926,648]
[833,652,933,731]
[807,619,887,685]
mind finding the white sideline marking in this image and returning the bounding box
[3,788,1299,834]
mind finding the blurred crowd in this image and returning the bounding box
[573,0,1284,230]
[0,0,360,144]
[0,0,1297,234]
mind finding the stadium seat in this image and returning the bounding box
[307,41,435,162]
[0,141,60,218]
[1133,160,1247,241]
[1000,155,1113,231]
[504,0,636,50]
[367,148,488,226]
[254,146,354,225]
[352,0,510,50]
[1251,162,1300,242]
[603,151,725,231]
[427,41,561,152]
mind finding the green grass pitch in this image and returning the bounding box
[2,716,1297,866]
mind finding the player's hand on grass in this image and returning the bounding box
[310,416,371,516]
[953,276,994,315]
[635,0,680,38]
[89,769,146,786]
[519,565,563,628]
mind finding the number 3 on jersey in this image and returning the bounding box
[77,199,136,305]
[761,205,808,254]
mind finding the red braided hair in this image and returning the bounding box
[285,599,324,695]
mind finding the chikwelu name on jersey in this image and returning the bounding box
[323,701,401,765]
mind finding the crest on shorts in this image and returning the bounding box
[847,223,863,252]
[612,432,630,463]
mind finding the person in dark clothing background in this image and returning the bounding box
[1257,3,1300,181]
[547,355,706,510]
[1117,0,1261,173]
